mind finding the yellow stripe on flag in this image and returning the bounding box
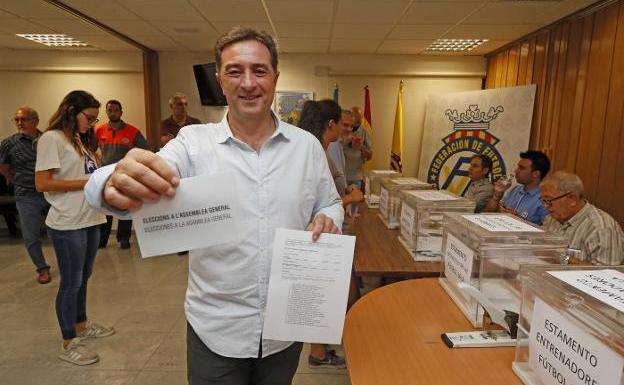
[390,81,404,172]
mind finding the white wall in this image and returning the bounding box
[159,52,485,177]
[0,50,145,139]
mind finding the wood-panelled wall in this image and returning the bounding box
[485,0,624,226]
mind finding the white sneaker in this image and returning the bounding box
[59,338,99,366]
[77,322,115,339]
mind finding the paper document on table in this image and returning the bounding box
[263,228,356,344]
[131,172,243,257]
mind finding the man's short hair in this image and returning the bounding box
[520,150,550,179]
[472,154,492,176]
[214,27,278,72]
[542,171,585,197]
[341,110,353,116]
[16,106,39,121]
[106,99,122,110]
[169,93,188,106]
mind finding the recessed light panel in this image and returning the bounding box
[426,39,488,52]
[16,34,89,47]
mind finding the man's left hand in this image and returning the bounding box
[306,213,340,241]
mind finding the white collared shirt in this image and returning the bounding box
[85,114,344,358]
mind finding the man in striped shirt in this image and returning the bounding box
[541,171,623,265]
[0,107,51,283]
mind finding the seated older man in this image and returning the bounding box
[541,171,624,265]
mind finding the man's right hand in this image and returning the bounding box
[103,148,179,210]
[493,177,512,195]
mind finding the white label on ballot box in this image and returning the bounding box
[393,177,428,185]
[379,187,389,215]
[462,214,543,232]
[400,203,415,239]
[407,190,458,201]
[548,269,624,313]
[529,298,624,385]
[444,232,474,285]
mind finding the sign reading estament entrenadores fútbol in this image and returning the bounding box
[418,85,536,196]
[529,298,624,385]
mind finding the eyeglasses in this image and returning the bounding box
[541,192,571,206]
[80,111,99,125]
[13,117,34,123]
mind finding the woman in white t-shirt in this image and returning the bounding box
[35,90,114,366]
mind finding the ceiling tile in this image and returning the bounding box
[462,1,558,25]
[100,19,163,37]
[0,0,75,19]
[29,18,108,35]
[116,0,203,21]
[60,0,141,20]
[150,21,219,37]
[277,38,328,53]
[401,2,484,24]
[335,0,411,23]
[389,24,454,39]
[0,18,55,34]
[466,39,509,55]
[189,0,267,22]
[329,38,382,54]
[211,22,274,35]
[128,34,185,50]
[332,23,394,39]
[79,35,138,51]
[445,23,539,40]
[377,39,432,54]
[265,0,334,23]
[174,36,219,52]
[274,23,330,38]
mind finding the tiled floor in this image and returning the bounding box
[0,233,351,385]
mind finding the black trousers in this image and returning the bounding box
[99,215,132,246]
[187,323,302,385]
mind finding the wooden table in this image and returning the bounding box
[344,278,522,385]
[348,206,440,278]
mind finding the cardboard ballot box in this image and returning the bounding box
[398,190,475,262]
[512,265,624,385]
[364,170,400,208]
[439,213,568,327]
[379,177,434,229]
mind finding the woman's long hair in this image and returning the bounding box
[298,99,342,144]
[47,90,100,159]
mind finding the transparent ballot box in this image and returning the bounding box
[398,190,475,261]
[378,177,434,229]
[364,170,400,208]
[512,265,624,385]
[438,213,568,327]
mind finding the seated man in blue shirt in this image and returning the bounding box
[484,150,550,225]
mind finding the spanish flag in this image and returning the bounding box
[362,85,374,170]
[390,81,404,172]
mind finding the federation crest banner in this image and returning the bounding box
[418,85,536,196]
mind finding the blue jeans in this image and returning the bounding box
[48,226,100,340]
[15,193,50,272]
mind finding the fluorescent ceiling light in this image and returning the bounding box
[426,39,488,52]
[16,34,89,47]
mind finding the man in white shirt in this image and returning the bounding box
[85,27,343,385]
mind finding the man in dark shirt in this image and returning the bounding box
[0,107,51,284]
[95,100,149,249]
[159,93,201,146]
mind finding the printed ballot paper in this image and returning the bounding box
[263,229,356,344]
[131,172,243,257]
